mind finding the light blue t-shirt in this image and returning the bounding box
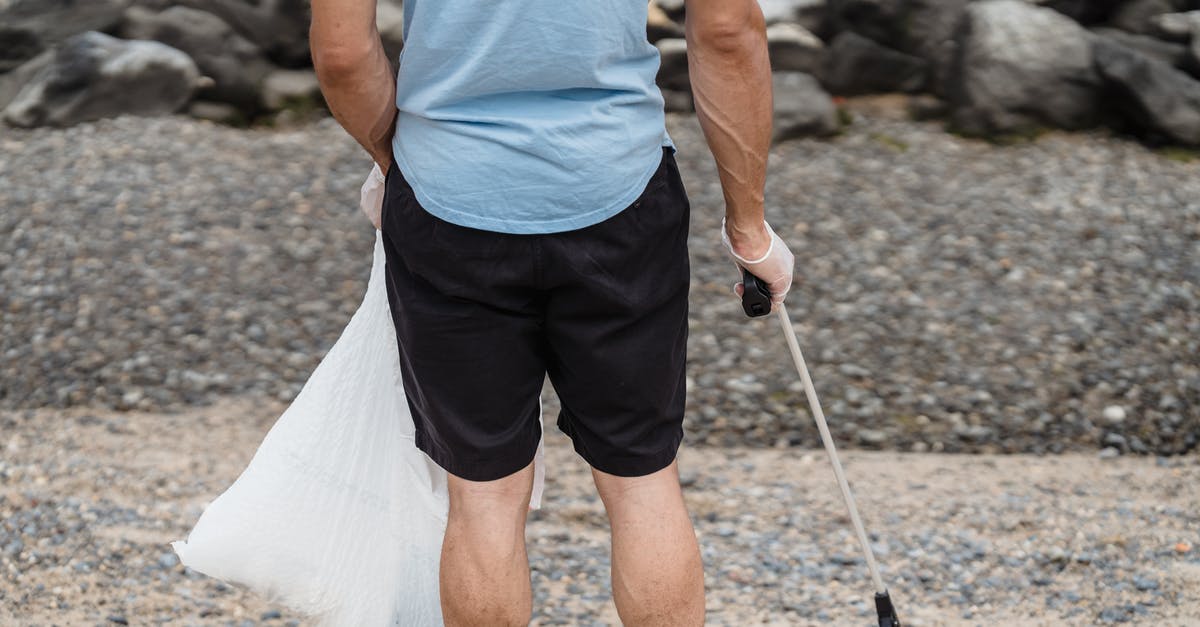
[391,0,676,234]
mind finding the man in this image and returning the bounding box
[310,0,795,624]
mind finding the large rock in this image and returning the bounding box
[1040,0,1127,24]
[820,31,927,95]
[377,0,405,64]
[0,49,51,111]
[1108,0,1183,35]
[824,0,967,97]
[949,0,1102,136]
[119,5,272,112]
[1091,26,1193,73]
[0,25,44,72]
[0,0,127,48]
[1093,36,1200,145]
[767,22,824,74]
[176,0,310,67]
[260,68,322,110]
[655,38,691,92]
[772,71,839,140]
[647,1,685,43]
[3,31,199,128]
[1150,10,1200,41]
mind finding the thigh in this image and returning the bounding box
[541,148,691,477]
[381,161,547,482]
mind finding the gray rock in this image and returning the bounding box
[3,31,199,128]
[949,0,1101,136]
[760,0,821,25]
[1093,36,1200,145]
[1090,27,1190,70]
[119,5,273,112]
[377,0,405,65]
[655,38,691,92]
[661,88,694,113]
[0,49,51,111]
[0,24,43,72]
[1150,10,1200,42]
[1039,0,1126,24]
[820,31,928,95]
[0,0,126,51]
[260,69,322,111]
[647,0,685,43]
[1108,0,1181,35]
[767,22,824,74]
[175,0,311,67]
[186,99,243,124]
[771,71,839,140]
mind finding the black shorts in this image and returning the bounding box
[380,147,690,481]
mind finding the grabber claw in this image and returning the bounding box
[876,590,901,627]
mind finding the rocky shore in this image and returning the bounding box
[1,397,1197,624]
[1,109,1196,455]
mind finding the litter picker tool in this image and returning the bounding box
[741,268,902,627]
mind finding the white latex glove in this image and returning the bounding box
[359,162,386,230]
[721,217,795,308]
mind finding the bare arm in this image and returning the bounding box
[684,0,773,259]
[310,0,396,170]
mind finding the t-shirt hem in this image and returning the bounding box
[392,143,671,235]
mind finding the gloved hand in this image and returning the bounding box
[359,162,387,230]
[720,217,795,308]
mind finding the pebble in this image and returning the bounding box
[0,113,1196,456]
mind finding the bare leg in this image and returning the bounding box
[592,459,705,626]
[440,462,535,627]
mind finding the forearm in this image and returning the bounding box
[310,13,396,169]
[685,9,773,256]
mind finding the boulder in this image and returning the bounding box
[824,0,967,97]
[1091,26,1192,72]
[119,5,272,112]
[1150,10,1200,41]
[1040,0,1127,24]
[1108,0,1183,35]
[176,0,311,67]
[0,25,44,72]
[3,31,199,128]
[772,71,839,140]
[820,31,927,95]
[655,38,691,92]
[655,0,687,21]
[767,22,824,74]
[949,0,1102,136]
[377,0,405,64]
[1093,36,1200,145]
[0,0,127,49]
[260,68,322,111]
[0,49,51,111]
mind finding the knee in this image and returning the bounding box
[447,463,535,530]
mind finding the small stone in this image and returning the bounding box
[1102,405,1127,424]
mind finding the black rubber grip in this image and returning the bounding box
[740,267,772,317]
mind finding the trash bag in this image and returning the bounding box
[171,166,546,626]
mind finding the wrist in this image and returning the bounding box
[724,218,771,261]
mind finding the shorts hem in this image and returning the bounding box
[558,415,685,478]
[414,425,541,483]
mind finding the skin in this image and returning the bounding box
[310,1,774,624]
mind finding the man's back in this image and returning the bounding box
[392,0,675,234]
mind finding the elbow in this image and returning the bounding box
[311,40,374,80]
[686,10,766,55]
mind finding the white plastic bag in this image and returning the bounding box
[172,168,546,625]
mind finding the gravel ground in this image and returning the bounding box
[1,397,1197,625]
[1,105,1197,455]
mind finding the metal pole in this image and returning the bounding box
[775,303,887,594]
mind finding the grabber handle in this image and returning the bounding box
[740,267,772,317]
